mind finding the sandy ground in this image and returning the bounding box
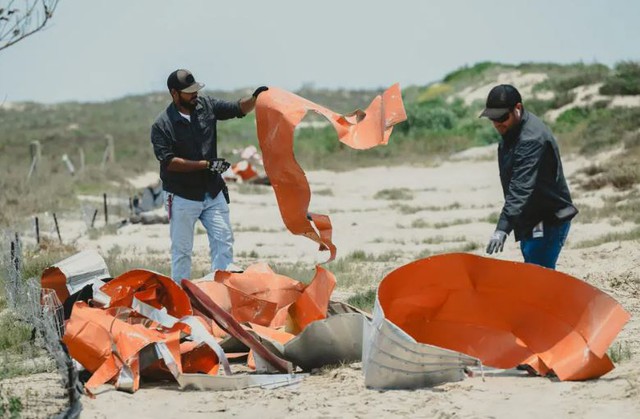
[15,144,640,418]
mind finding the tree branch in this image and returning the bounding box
[0,0,60,52]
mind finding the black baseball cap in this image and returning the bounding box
[479,84,522,119]
[167,69,204,93]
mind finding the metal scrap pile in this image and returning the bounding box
[40,250,630,395]
[41,250,372,393]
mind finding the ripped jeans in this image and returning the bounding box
[165,191,234,282]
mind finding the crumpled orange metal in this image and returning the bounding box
[195,262,336,330]
[255,84,406,262]
[63,302,182,392]
[377,253,630,380]
[101,269,193,318]
[231,161,258,181]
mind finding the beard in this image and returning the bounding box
[179,95,197,112]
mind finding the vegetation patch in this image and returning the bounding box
[600,62,640,95]
[346,288,376,313]
[608,341,633,363]
[572,226,640,249]
[374,188,414,201]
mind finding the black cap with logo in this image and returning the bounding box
[479,84,522,119]
[167,69,205,93]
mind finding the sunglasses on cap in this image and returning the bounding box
[490,111,511,123]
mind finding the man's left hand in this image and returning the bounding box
[486,230,508,254]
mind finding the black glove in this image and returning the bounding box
[207,158,231,174]
[486,230,507,255]
[252,86,269,98]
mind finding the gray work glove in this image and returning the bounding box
[486,230,508,255]
[207,158,231,174]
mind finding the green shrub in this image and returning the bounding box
[400,99,457,133]
[600,61,640,95]
[554,107,592,132]
[534,63,610,93]
[346,288,376,312]
[443,62,504,84]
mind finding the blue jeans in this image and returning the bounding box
[165,191,234,282]
[520,221,571,270]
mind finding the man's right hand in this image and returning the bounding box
[207,158,231,174]
[486,230,508,254]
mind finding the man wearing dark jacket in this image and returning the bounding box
[481,84,578,269]
[151,68,268,282]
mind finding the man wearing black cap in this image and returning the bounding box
[480,84,578,269]
[151,69,268,282]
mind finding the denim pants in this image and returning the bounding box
[520,221,571,270]
[165,191,234,282]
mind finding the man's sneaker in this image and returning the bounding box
[225,263,244,273]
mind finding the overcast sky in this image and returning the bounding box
[1,0,638,104]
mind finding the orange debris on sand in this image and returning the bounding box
[376,253,630,381]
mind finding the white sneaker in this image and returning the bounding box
[225,263,244,273]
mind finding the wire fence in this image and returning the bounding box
[0,231,82,418]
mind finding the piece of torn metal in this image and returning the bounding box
[284,313,365,371]
[182,279,293,374]
[177,372,304,391]
[255,85,407,262]
[194,263,336,331]
[41,249,111,305]
[374,253,631,381]
[363,299,480,389]
[63,302,182,393]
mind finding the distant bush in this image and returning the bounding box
[533,63,610,93]
[417,83,453,102]
[579,108,640,154]
[401,99,457,132]
[554,107,592,131]
[600,61,640,95]
[443,62,504,84]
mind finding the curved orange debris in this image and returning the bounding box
[377,253,630,381]
[195,263,335,329]
[101,269,192,319]
[63,302,181,392]
[255,85,406,262]
[232,160,258,181]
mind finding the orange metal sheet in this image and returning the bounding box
[232,161,258,181]
[255,85,406,262]
[195,263,334,329]
[377,253,630,380]
[288,265,336,334]
[63,302,181,392]
[181,279,293,373]
[100,269,192,319]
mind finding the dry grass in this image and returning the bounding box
[572,227,640,249]
[374,188,414,201]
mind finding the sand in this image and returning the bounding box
[16,144,640,418]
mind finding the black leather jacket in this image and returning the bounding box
[496,110,577,241]
[150,96,245,201]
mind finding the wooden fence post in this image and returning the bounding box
[101,134,115,169]
[61,154,75,176]
[27,140,42,180]
[79,148,85,173]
